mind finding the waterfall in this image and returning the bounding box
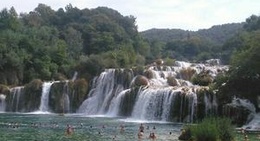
[131,87,197,122]
[78,69,125,114]
[107,89,130,116]
[72,71,78,81]
[62,82,70,113]
[39,82,54,112]
[9,87,24,112]
[0,94,6,112]
[76,61,227,121]
[131,87,175,121]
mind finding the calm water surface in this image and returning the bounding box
[0,113,182,141]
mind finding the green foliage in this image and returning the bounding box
[218,30,260,111]
[188,117,234,141]
[0,84,10,95]
[244,15,260,31]
[142,24,243,63]
[0,5,145,85]
[191,72,213,86]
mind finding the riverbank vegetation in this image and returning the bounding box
[179,117,234,141]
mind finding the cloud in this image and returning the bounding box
[0,0,259,31]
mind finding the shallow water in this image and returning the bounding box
[0,113,182,141]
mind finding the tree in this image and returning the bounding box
[217,30,260,112]
[244,15,260,31]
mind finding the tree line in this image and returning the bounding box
[0,4,149,85]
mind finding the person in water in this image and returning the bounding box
[66,124,73,136]
[139,123,144,132]
[138,131,144,139]
[120,124,125,133]
[149,132,156,140]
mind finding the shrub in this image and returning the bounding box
[187,117,234,141]
[180,67,196,81]
[190,118,218,141]
[191,73,213,86]
[216,118,234,141]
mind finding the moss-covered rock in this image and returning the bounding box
[191,71,213,86]
[155,59,164,66]
[23,79,43,112]
[167,76,178,86]
[48,80,89,113]
[0,84,10,95]
[5,79,43,112]
[118,87,139,116]
[179,67,196,81]
[49,81,68,113]
[70,79,88,112]
[143,70,154,79]
[131,75,149,87]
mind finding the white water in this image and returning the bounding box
[131,87,177,121]
[77,69,125,114]
[231,97,256,113]
[62,82,70,112]
[242,113,260,131]
[107,89,130,116]
[39,82,54,112]
[10,86,24,112]
[204,91,218,116]
[77,60,228,121]
[0,94,6,112]
[72,71,78,81]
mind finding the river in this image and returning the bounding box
[0,113,182,141]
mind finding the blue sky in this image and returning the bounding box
[1,0,260,31]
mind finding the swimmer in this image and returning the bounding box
[112,135,117,140]
[66,124,73,136]
[138,131,144,139]
[120,124,125,133]
[149,132,156,140]
[139,123,144,132]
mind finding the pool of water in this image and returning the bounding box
[0,113,182,141]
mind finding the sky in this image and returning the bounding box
[0,0,260,31]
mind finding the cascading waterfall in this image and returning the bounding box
[39,82,54,112]
[130,86,197,122]
[9,87,24,112]
[62,82,70,113]
[77,69,126,114]
[77,59,228,121]
[107,89,131,116]
[131,87,177,121]
[0,94,6,112]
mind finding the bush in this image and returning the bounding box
[190,118,218,141]
[191,73,213,86]
[186,117,234,141]
[216,118,234,141]
[180,67,196,81]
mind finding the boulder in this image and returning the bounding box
[131,75,149,87]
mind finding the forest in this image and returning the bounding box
[0,4,260,109]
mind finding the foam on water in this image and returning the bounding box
[242,113,260,131]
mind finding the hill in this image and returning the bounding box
[141,23,244,45]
